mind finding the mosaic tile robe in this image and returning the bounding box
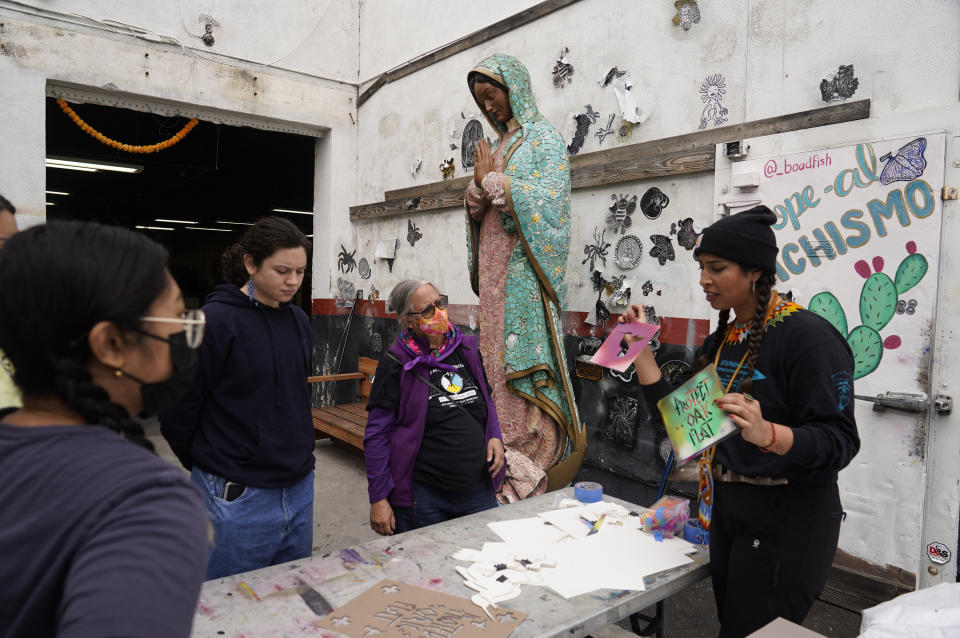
[464,54,584,501]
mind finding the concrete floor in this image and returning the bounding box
[144,425,863,637]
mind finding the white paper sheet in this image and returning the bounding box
[612,75,652,124]
[542,526,694,599]
[487,517,569,545]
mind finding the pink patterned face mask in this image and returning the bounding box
[419,307,450,336]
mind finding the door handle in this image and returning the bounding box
[855,392,952,415]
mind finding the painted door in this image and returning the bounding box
[714,105,960,589]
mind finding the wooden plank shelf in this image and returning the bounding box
[350,99,870,221]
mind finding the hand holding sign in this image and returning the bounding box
[590,320,659,372]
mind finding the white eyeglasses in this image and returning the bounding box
[139,309,206,349]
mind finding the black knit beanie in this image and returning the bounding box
[693,205,778,274]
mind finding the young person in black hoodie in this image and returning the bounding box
[162,216,314,580]
[619,206,860,638]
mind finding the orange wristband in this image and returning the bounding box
[759,421,777,453]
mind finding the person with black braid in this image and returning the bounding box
[0,221,210,638]
[619,206,860,638]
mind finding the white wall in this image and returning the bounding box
[4,0,359,82]
[350,0,960,314]
[0,1,360,295]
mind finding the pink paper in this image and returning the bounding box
[590,321,660,372]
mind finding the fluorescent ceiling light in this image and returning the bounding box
[186,226,233,233]
[135,225,175,231]
[47,163,96,173]
[46,202,55,206]
[271,208,313,215]
[155,218,198,224]
[46,156,143,174]
[216,220,255,226]
[45,190,70,196]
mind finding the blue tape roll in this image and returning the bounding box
[574,481,603,503]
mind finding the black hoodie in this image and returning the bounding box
[160,285,315,488]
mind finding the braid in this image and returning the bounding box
[695,308,731,371]
[740,273,775,394]
[54,358,155,452]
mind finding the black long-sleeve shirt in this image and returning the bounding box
[643,305,860,484]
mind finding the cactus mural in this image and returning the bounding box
[808,242,928,379]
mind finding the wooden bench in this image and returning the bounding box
[308,356,378,451]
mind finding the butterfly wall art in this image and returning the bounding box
[879,137,927,185]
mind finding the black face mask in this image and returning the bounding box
[123,331,198,417]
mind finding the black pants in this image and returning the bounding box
[710,481,844,638]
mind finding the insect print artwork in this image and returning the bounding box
[582,227,611,271]
[878,137,927,185]
[337,244,357,273]
[649,235,676,265]
[607,193,637,234]
[407,219,423,247]
[552,47,574,88]
[440,157,456,180]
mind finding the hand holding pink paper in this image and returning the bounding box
[590,321,660,372]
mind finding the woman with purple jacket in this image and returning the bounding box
[365,279,506,535]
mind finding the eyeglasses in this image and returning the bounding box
[139,309,206,349]
[405,295,448,320]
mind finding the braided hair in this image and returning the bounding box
[740,272,775,394]
[0,221,170,451]
[695,270,776,394]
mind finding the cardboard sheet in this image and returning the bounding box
[315,579,527,638]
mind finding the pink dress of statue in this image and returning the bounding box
[464,128,562,502]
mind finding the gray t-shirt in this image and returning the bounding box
[0,417,210,637]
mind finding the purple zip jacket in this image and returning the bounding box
[363,328,505,506]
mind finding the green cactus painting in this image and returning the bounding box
[808,242,928,380]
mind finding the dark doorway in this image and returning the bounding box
[44,97,316,313]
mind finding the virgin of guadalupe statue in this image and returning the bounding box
[464,54,585,501]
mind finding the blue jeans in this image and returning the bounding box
[191,467,314,580]
[392,480,499,533]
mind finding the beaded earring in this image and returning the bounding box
[247,280,255,302]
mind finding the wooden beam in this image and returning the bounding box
[350,99,870,221]
[357,0,582,107]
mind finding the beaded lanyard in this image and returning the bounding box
[695,294,780,540]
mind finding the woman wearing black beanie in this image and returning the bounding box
[620,206,860,637]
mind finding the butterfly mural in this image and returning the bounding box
[407,219,423,247]
[649,235,676,265]
[879,137,927,185]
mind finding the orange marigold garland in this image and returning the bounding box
[57,98,199,154]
